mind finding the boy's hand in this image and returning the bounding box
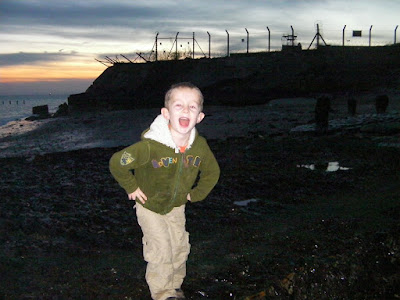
[128,187,147,204]
[187,193,191,201]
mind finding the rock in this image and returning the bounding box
[347,97,357,116]
[315,96,331,134]
[32,105,49,116]
[67,46,400,111]
[53,102,69,117]
[360,122,400,134]
[375,94,389,114]
[26,105,51,121]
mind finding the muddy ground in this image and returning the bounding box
[1,92,400,299]
[1,128,399,299]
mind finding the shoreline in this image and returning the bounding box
[1,94,399,159]
[0,100,310,158]
[0,94,69,126]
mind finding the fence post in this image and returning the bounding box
[342,25,346,46]
[226,30,230,57]
[290,25,294,46]
[207,31,211,58]
[369,25,373,46]
[175,32,179,60]
[245,28,249,53]
[155,32,159,61]
[193,32,195,59]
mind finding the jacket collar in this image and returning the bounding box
[143,114,196,152]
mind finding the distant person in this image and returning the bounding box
[109,82,220,300]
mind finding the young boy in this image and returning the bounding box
[109,82,220,300]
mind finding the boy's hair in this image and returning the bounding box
[164,82,204,110]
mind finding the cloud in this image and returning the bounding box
[0,51,84,67]
[0,1,324,36]
[0,0,242,34]
[2,1,398,51]
[1,0,399,91]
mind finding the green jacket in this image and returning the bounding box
[109,114,220,215]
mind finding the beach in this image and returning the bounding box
[1,93,399,159]
[0,94,68,127]
[1,100,313,159]
[1,94,400,299]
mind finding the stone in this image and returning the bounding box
[375,94,389,114]
[32,105,49,116]
[315,96,331,134]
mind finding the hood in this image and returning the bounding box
[143,114,196,153]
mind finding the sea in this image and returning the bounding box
[0,94,69,127]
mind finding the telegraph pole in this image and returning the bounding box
[307,24,327,49]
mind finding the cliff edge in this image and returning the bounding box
[68,45,400,110]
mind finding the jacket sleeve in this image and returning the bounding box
[189,142,220,202]
[109,142,150,194]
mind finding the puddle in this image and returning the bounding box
[297,161,351,172]
[326,162,351,172]
[233,198,259,207]
[298,164,316,170]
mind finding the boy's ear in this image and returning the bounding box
[161,107,170,120]
[197,112,205,124]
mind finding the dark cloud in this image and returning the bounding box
[0,0,241,34]
[1,1,399,67]
[0,51,84,66]
[0,1,305,36]
[0,1,158,27]
[0,1,244,50]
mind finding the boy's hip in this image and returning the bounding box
[136,203,187,230]
[136,204,190,264]
[138,192,189,215]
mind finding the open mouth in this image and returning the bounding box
[179,117,190,127]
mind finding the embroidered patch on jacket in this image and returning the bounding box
[120,151,135,165]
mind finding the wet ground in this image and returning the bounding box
[1,91,399,159]
[1,92,400,299]
[1,131,399,299]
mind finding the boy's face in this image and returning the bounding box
[161,87,205,136]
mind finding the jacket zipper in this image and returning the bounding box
[172,151,185,201]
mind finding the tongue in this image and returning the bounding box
[179,118,190,127]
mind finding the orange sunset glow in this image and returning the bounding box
[1,1,399,95]
[2,62,105,83]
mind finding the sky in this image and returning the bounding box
[0,0,399,95]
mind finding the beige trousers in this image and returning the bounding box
[136,204,190,300]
